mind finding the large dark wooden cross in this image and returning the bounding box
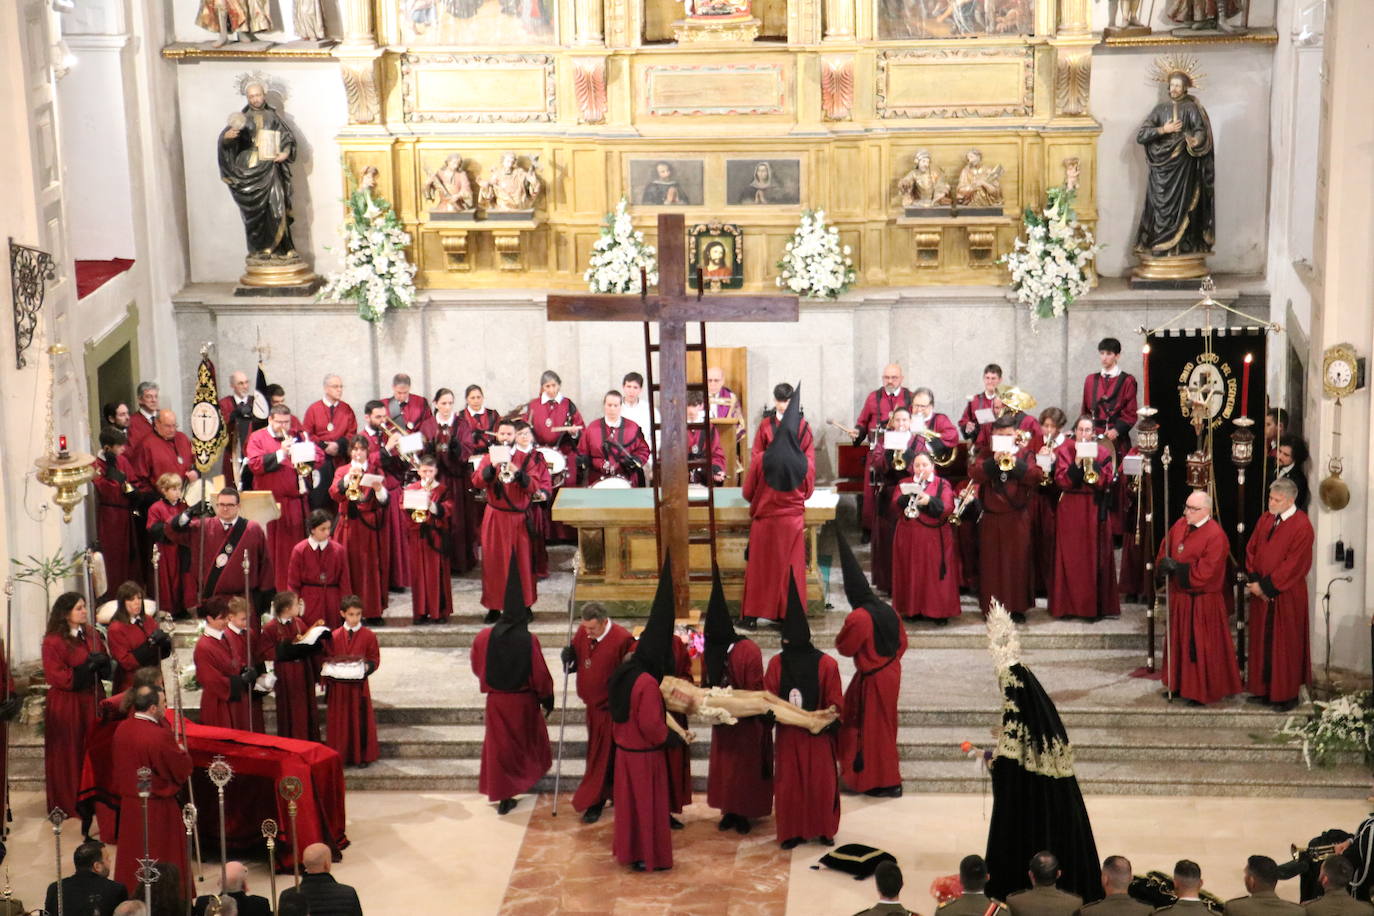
[547,213,799,617]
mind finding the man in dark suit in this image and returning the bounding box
[1225,856,1306,916]
[940,855,1010,916]
[1080,856,1151,916]
[45,840,129,916]
[1305,857,1374,916]
[1007,851,1083,916]
[288,843,362,916]
[1156,862,1216,916]
[855,861,915,915]
[195,862,272,916]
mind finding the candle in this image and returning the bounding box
[1241,352,1253,417]
[59,435,68,454]
[1141,343,1151,408]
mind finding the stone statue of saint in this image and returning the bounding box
[293,0,325,39]
[218,79,300,260]
[478,152,542,213]
[898,150,951,208]
[424,154,475,212]
[955,149,1004,207]
[1166,0,1240,31]
[1134,69,1215,261]
[195,0,271,47]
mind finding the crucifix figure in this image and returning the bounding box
[547,213,799,617]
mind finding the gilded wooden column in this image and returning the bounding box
[337,0,383,126]
[823,0,855,40]
[339,0,375,45]
[1058,0,1091,35]
[574,0,604,45]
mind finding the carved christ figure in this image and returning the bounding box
[898,149,952,208]
[424,154,475,212]
[479,152,542,213]
[658,674,839,745]
[955,149,1005,207]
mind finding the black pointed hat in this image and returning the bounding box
[763,382,807,492]
[702,565,737,688]
[776,575,822,711]
[485,549,533,691]
[632,551,677,682]
[835,530,901,658]
[779,573,812,650]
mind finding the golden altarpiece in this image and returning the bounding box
[331,0,1100,289]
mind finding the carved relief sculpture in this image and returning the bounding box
[898,150,952,209]
[292,0,326,40]
[479,152,543,214]
[955,149,1004,208]
[424,154,476,214]
[1167,0,1241,31]
[195,0,271,47]
[820,57,854,121]
[572,58,608,124]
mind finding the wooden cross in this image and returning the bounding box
[547,213,799,617]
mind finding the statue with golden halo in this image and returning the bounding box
[1133,56,1214,284]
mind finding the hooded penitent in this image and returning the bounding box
[776,576,823,711]
[484,549,532,691]
[609,552,676,723]
[702,565,739,689]
[763,382,808,492]
[835,530,901,659]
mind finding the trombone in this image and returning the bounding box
[379,415,424,473]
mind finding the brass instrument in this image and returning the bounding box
[995,385,1038,417]
[912,427,957,467]
[411,508,429,523]
[345,469,363,501]
[892,449,907,472]
[996,450,1016,472]
[379,416,424,473]
[949,481,978,525]
[1082,456,1099,485]
[903,480,929,519]
[1291,842,1339,862]
[498,461,517,484]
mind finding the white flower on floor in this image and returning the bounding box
[1278,690,1373,768]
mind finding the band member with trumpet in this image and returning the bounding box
[360,398,417,594]
[324,595,381,767]
[147,473,192,618]
[850,364,913,539]
[287,510,353,630]
[579,390,652,487]
[1242,477,1314,712]
[969,413,1045,622]
[263,589,329,742]
[302,373,358,512]
[423,387,476,574]
[403,455,452,624]
[94,426,143,602]
[528,370,583,542]
[457,384,502,554]
[865,406,916,593]
[332,435,390,622]
[751,382,815,458]
[248,404,326,593]
[43,591,112,817]
[111,684,192,897]
[472,419,551,625]
[959,363,1004,441]
[890,451,961,623]
[382,371,433,433]
[1031,408,1068,600]
[106,581,172,695]
[1050,416,1120,622]
[687,391,726,486]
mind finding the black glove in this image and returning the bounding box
[560,645,576,673]
[151,627,171,645]
[482,464,495,482]
[71,662,96,691]
[982,457,1000,477]
[514,469,529,487]
[132,639,160,667]
[188,501,212,519]
[541,695,555,717]
[1066,462,1085,485]
[364,660,377,677]
[666,729,686,749]
[87,652,112,677]
[240,665,259,683]
[1157,557,1179,576]
[0,696,21,721]
[1008,458,1027,480]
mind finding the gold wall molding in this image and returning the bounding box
[400,53,556,123]
[642,63,788,116]
[876,47,1035,119]
[340,56,383,124]
[1053,47,1092,117]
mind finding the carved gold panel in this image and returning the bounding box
[400,53,555,123]
[641,63,789,117]
[876,48,1035,119]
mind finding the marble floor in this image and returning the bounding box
[3,787,1367,915]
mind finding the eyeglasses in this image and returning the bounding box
[1183,504,1207,512]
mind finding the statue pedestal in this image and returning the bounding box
[672,16,761,43]
[235,256,321,297]
[1130,251,1211,289]
[1103,25,1152,38]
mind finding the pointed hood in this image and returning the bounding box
[485,549,532,691]
[763,382,808,492]
[610,552,676,722]
[702,565,738,688]
[836,530,901,658]
[776,576,822,710]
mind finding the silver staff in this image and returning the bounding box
[136,766,160,913]
[262,818,280,913]
[1161,446,1175,701]
[208,755,235,895]
[242,551,255,733]
[49,807,67,916]
[183,801,200,913]
[278,776,304,889]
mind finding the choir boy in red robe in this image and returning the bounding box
[357,399,407,594]
[608,559,676,871]
[561,601,635,823]
[852,364,912,537]
[457,384,501,554]
[324,596,381,766]
[970,414,1044,622]
[472,558,554,814]
[578,390,652,487]
[263,590,329,741]
[1031,408,1068,599]
[527,369,584,542]
[134,409,199,498]
[750,382,816,457]
[93,426,141,601]
[219,370,259,487]
[127,381,160,457]
[890,452,961,622]
[226,597,268,732]
[424,387,475,572]
[741,385,815,628]
[171,486,272,614]
[686,392,726,485]
[472,420,549,624]
[112,685,192,896]
[1050,416,1120,621]
[835,533,907,797]
[147,473,191,618]
[288,510,354,630]
[765,579,842,849]
[404,456,452,623]
[1156,490,1242,706]
[106,581,171,695]
[191,596,254,730]
[1081,337,1138,535]
[248,404,325,592]
[43,592,110,816]
[958,364,1003,441]
[1243,478,1315,711]
[302,373,358,511]
[703,570,772,835]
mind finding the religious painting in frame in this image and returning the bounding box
[688,222,744,291]
[628,159,706,207]
[725,158,801,206]
[876,0,1034,41]
[397,0,555,46]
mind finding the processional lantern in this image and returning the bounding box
[34,344,96,522]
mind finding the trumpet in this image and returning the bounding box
[1081,457,1099,485]
[345,470,363,501]
[949,481,978,526]
[498,461,517,484]
[1291,842,1339,862]
[903,482,929,519]
[411,508,428,524]
[892,449,907,472]
[996,451,1016,472]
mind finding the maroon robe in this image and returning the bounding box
[423,414,475,572]
[471,629,554,801]
[324,624,380,764]
[1244,510,1315,703]
[1029,437,1066,598]
[974,411,1043,454]
[836,605,907,793]
[750,414,815,458]
[263,615,324,742]
[93,454,141,601]
[571,621,635,813]
[687,425,726,486]
[1156,518,1242,704]
[111,714,192,896]
[287,537,354,630]
[331,461,388,615]
[958,391,999,440]
[1116,450,1153,601]
[247,427,324,593]
[472,449,548,611]
[969,446,1044,615]
[193,629,249,730]
[127,409,157,457]
[107,616,162,695]
[528,395,584,541]
[457,407,501,551]
[854,387,913,532]
[402,482,452,621]
[303,398,359,508]
[612,672,672,870]
[147,498,192,616]
[220,393,259,485]
[358,424,409,592]
[865,445,904,593]
[133,430,195,496]
[173,515,272,608]
[891,476,961,619]
[43,629,106,815]
[578,417,651,487]
[705,639,774,819]
[664,637,693,814]
[1050,440,1120,619]
[764,651,843,842]
[384,394,432,432]
[741,457,815,621]
[1082,371,1139,441]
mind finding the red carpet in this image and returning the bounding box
[75,258,134,300]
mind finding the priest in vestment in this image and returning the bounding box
[562,602,634,823]
[324,597,381,766]
[741,384,814,627]
[248,405,325,593]
[835,533,907,798]
[287,510,353,629]
[472,421,549,624]
[472,556,554,815]
[171,486,272,612]
[1243,478,1315,710]
[765,579,842,849]
[1049,417,1120,621]
[217,79,298,259]
[970,414,1044,621]
[111,686,192,897]
[1135,71,1215,259]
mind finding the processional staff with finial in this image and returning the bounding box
[208,756,235,896]
[136,766,160,914]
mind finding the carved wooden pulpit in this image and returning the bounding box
[547,213,799,617]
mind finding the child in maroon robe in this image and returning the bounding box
[226,597,269,733]
[93,426,141,601]
[332,436,389,622]
[106,581,172,695]
[288,510,354,630]
[472,422,549,624]
[192,596,254,730]
[263,590,329,742]
[43,592,109,816]
[403,457,452,623]
[146,473,192,618]
[324,596,381,766]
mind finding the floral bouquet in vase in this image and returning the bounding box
[776,209,855,300]
[585,198,658,294]
[319,173,417,323]
[1001,186,1099,326]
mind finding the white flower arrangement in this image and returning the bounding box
[1001,186,1099,327]
[1278,690,1373,768]
[585,198,658,294]
[319,184,418,323]
[775,209,855,300]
